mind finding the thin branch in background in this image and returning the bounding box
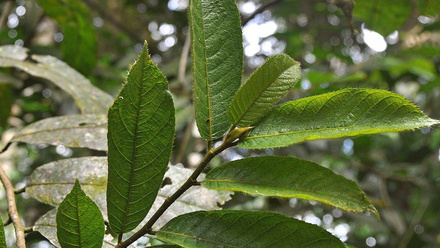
[82,0,144,43]
[175,117,195,164]
[0,163,26,248]
[242,0,284,26]
[178,33,191,87]
[0,1,13,30]
[397,194,430,248]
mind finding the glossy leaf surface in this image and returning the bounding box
[56,180,104,248]
[0,45,113,114]
[11,114,107,151]
[189,0,243,140]
[228,54,300,127]
[203,156,378,217]
[38,0,97,75]
[240,89,440,149]
[107,43,175,234]
[157,210,345,248]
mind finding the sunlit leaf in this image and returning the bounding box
[10,114,107,151]
[38,0,97,75]
[157,210,345,248]
[107,43,175,234]
[190,0,243,140]
[0,45,113,114]
[26,157,107,214]
[203,156,378,218]
[353,0,411,35]
[56,180,104,248]
[240,88,440,149]
[35,209,127,248]
[227,54,300,127]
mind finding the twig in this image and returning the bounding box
[178,33,191,87]
[242,0,284,26]
[116,139,236,248]
[397,194,430,248]
[0,162,26,248]
[15,186,25,194]
[0,1,12,31]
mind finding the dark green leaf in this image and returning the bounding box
[0,216,6,247]
[203,156,378,218]
[56,180,104,248]
[0,83,13,129]
[190,0,243,140]
[157,210,345,248]
[0,45,113,114]
[38,0,97,75]
[227,54,300,127]
[240,88,439,149]
[107,43,175,234]
[11,114,107,151]
[353,0,411,35]
[26,157,107,213]
[418,0,440,16]
[35,209,122,248]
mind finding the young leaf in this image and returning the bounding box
[26,157,107,212]
[56,180,104,248]
[240,88,440,149]
[0,216,6,247]
[10,114,107,151]
[189,0,243,140]
[107,43,175,234]
[157,210,345,248]
[37,0,97,75]
[0,45,113,114]
[228,54,301,127]
[203,156,378,218]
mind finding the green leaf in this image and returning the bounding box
[35,209,122,248]
[240,88,440,149]
[0,45,113,114]
[203,156,378,218]
[0,83,13,129]
[418,0,440,16]
[157,210,345,248]
[227,54,301,127]
[10,114,107,151]
[189,0,243,140]
[107,43,175,234]
[56,180,104,248]
[0,216,6,248]
[38,0,97,75]
[353,0,411,35]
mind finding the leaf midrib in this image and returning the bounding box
[233,63,293,126]
[120,59,147,233]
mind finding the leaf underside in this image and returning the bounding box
[56,180,104,248]
[11,114,107,151]
[203,156,378,218]
[228,54,301,127]
[190,0,243,140]
[240,88,440,149]
[157,210,345,248]
[107,43,175,234]
[0,45,113,114]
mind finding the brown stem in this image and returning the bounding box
[0,162,26,248]
[0,1,12,30]
[116,140,235,248]
[242,0,284,26]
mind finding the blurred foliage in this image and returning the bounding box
[0,0,439,247]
